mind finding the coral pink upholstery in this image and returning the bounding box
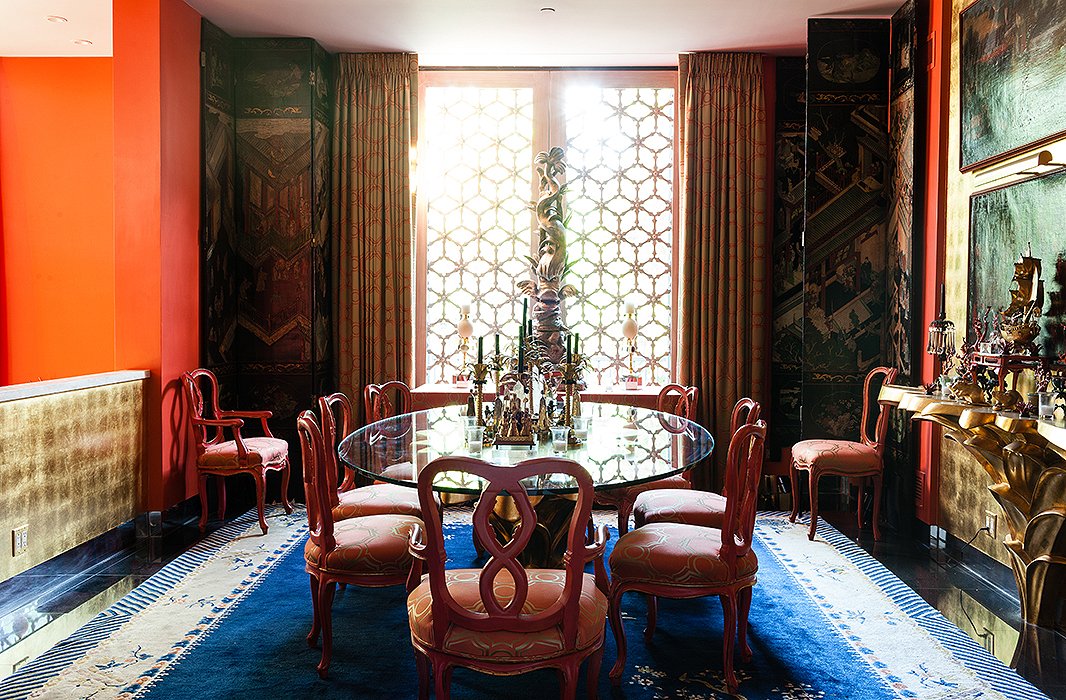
[200,437,289,468]
[407,570,608,662]
[610,522,758,585]
[791,439,880,473]
[303,513,421,577]
[332,482,425,520]
[633,489,728,529]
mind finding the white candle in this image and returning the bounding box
[624,302,635,314]
[460,304,471,315]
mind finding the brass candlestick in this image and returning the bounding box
[472,362,489,427]
[561,362,580,445]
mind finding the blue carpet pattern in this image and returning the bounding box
[0,507,1046,700]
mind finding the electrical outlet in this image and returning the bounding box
[11,524,28,557]
[984,511,998,539]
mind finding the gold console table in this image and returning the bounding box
[879,384,1066,628]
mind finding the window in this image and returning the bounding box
[416,71,676,386]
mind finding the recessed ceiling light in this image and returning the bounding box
[73,39,93,46]
[46,15,68,23]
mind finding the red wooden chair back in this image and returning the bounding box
[720,420,767,574]
[729,397,761,436]
[181,368,225,457]
[364,381,413,424]
[316,394,354,507]
[859,367,899,456]
[415,456,595,649]
[656,383,699,420]
[297,410,337,556]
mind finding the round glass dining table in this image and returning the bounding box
[337,402,713,565]
[337,402,714,496]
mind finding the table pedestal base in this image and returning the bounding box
[485,493,579,568]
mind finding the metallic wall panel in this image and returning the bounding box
[0,380,144,582]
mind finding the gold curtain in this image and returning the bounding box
[678,52,768,488]
[333,53,418,425]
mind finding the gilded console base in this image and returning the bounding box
[882,385,1066,629]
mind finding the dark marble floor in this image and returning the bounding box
[1,504,1063,698]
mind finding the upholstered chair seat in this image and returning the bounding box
[332,482,426,520]
[791,439,880,472]
[200,437,289,468]
[407,569,608,662]
[304,513,421,577]
[610,522,758,585]
[633,489,728,529]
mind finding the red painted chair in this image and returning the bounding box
[407,456,611,699]
[181,368,293,534]
[607,420,767,695]
[789,366,899,541]
[633,398,761,529]
[318,393,428,519]
[594,384,700,534]
[364,380,414,424]
[297,410,423,678]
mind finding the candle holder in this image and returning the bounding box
[561,362,580,446]
[471,362,489,427]
[493,370,535,446]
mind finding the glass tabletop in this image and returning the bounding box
[338,402,714,496]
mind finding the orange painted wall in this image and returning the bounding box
[0,58,116,385]
[113,0,202,511]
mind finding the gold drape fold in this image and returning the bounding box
[678,52,768,488]
[333,53,418,425]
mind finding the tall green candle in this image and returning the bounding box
[477,336,483,363]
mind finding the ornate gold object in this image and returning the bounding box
[518,147,579,367]
[493,371,534,446]
[949,378,988,405]
[882,385,1066,628]
[471,363,489,427]
[999,245,1044,356]
[991,388,1023,412]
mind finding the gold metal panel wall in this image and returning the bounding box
[0,380,144,582]
[939,441,1009,565]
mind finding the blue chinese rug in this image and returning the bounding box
[0,506,1045,699]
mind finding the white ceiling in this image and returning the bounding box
[1,0,905,63]
[0,0,112,57]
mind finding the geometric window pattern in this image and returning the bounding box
[422,86,534,382]
[563,86,674,385]
[419,76,674,385]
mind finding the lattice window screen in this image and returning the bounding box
[422,87,534,382]
[419,76,674,385]
[564,86,674,386]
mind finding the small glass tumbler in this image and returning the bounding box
[573,415,591,442]
[1032,392,1056,420]
[466,425,485,454]
[551,426,570,452]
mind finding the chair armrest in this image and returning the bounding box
[408,522,427,561]
[584,523,611,593]
[219,410,274,437]
[191,417,250,460]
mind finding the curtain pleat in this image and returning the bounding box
[678,52,768,488]
[332,53,418,425]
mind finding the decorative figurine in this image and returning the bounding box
[999,244,1044,356]
[949,378,988,405]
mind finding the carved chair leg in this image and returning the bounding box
[788,463,800,523]
[198,473,210,533]
[586,646,604,699]
[414,650,430,700]
[252,471,269,534]
[306,574,321,647]
[807,471,820,541]
[737,585,753,663]
[432,660,453,700]
[872,472,883,541]
[608,586,628,684]
[617,497,634,535]
[216,475,227,521]
[280,460,293,513]
[316,580,336,679]
[644,595,658,644]
[720,593,739,694]
[559,660,579,700]
[855,477,865,532]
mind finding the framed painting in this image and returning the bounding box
[960,0,1066,171]
[968,169,1066,355]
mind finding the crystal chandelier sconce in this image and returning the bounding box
[926,284,955,391]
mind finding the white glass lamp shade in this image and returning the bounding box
[621,317,638,341]
[457,316,473,339]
